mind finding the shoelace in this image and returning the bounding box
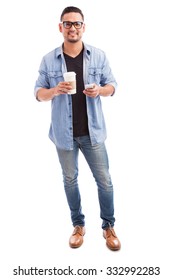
[73,226,83,236]
[106,227,117,238]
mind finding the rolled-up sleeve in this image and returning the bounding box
[34,57,50,99]
[100,52,118,95]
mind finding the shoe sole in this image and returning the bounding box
[106,243,121,251]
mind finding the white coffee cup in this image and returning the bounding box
[63,72,76,94]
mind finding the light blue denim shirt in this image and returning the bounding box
[34,43,117,150]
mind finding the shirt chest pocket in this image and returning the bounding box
[88,68,102,84]
[48,71,63,87]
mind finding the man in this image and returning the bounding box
[34,6,121,251]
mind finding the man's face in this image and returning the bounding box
[59,12,85,43]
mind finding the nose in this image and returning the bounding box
[70,24,76,30]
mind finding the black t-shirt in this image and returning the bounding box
[64,49,89,137]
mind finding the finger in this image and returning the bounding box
[58,82,70,89]
[83,90,95,97]
[58,84,72,92]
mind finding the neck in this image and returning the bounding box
[63,41,83,57]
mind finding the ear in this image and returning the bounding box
[83,23,86,33]
[59,23,63,33]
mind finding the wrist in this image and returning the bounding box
[98,86,102,96]
[52,87,60,98]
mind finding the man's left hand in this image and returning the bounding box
[83,84,99,98]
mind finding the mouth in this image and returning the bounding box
[68,31,77,36]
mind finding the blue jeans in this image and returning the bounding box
[56,136,115,229]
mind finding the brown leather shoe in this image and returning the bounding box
[103,227,121,251]
[69,226,85,248]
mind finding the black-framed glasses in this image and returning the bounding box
[62,21,84,29]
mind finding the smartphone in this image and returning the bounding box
[85,83,95,89]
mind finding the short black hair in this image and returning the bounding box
[60,6,84,21]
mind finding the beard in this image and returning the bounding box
[66,31,82,43]
[67,38,80,43]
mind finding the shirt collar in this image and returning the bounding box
[55,42,91,59]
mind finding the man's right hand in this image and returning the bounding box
[37,82,72,101]
[53,81,72,96]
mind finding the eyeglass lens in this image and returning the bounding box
[63,21,83,29]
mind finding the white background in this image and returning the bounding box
[0,0,173,279]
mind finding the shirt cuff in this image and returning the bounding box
[34,87,42,101]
